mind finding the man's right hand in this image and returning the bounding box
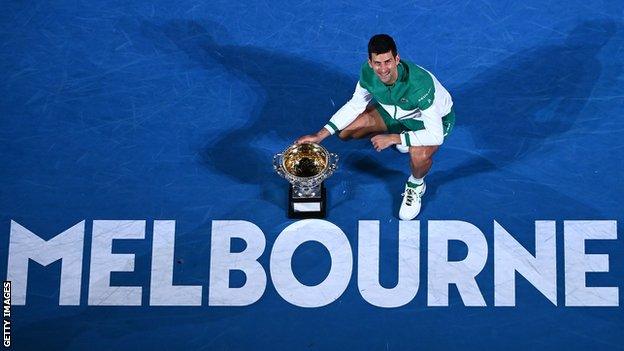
[295,129,330,144]
[296,134,322,144]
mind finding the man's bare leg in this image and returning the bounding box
[409,145,439,178]
[338,105,387,140]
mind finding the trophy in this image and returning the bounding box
[273,143,339,218]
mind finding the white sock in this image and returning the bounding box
[408,175,424,186]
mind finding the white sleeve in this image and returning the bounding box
[324,81,372,135]
[399,107,444,147]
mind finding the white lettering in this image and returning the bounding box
[427,221,487,306]
[358,221,420,308]
[150,221,202,306]
[494,221,557,306]
[6,221,85,305]
[88,220,145,306]
[564,220,618,306]
[3,219,621,308]
[208,221,266,306]
[271,219,352,308]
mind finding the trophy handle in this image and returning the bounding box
[273,153,286,178]
[326,152,339,177]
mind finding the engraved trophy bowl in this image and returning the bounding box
[273,143,338,218]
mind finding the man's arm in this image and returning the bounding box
[296,82,371,144]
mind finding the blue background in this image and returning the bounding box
[1,0,623,349]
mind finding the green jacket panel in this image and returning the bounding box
[359,60,435,112]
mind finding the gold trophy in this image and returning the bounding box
[273,143,338,218]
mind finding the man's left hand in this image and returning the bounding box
[371,134,401,152]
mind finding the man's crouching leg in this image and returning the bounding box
[338,106,387,140]
[399,145,439,220]
[409,145,439,178]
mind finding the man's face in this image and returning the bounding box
[368,51,400,85]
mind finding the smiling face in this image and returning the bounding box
[368,51,400,85]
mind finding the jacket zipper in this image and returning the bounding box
[388,86,398,119]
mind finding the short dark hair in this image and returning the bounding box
[368,34,397,59]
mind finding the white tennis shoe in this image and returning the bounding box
[399,181,426,220]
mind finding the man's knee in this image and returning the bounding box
[339,110,386,141]
[409,147,435,165]
[339,129,366,140]
[338,130,352,141]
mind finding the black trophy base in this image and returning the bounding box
[288,183,326,219]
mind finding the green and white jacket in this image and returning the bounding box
[324,60,453,146]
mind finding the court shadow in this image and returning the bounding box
[431,20,619,186]
[143,20,354,205]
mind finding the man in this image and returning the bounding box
[296,34,455,220]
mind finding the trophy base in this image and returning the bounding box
[288,183,326,219]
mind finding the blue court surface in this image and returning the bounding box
[1,1,623,350]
